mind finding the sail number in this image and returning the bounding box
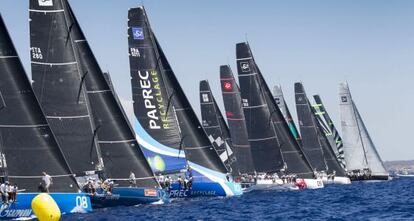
[75,196,89,209]
[30,47,43,60]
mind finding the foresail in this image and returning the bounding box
[273,85,301,141]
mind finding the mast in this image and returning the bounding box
[64,1,159,187]
[199,80,237,174]
[0,13,78,192]
[128,7,228,177]
[236,42,284,173]
[313,95,346,169]
[29,0,102,175]
[220,65,255,174]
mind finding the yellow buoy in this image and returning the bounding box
[31,193,61,221]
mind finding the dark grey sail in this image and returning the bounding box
[236,42,284,173]
[128,7,228,175]
[29,0,102,175]
[199,80,237,174]
[255,74,314,178]
[0,14,77,192]
[313,95,346,169]
[295,83,345,176]
[220,65,255,174]
[65,1,159,188]
[273,85,301,141]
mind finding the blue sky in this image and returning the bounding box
[1,0,413,161]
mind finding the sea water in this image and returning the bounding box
[62,177,414,220]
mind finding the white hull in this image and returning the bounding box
[397,174,414,178]
[323,176,351,185]
[303,178,324,189]
[250,182,299,191]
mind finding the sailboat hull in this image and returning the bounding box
[89,187,166,208]
[0,192,91,220]
[349,175,390,181]
[322,176,351,185]
[303,178,325,189]
[167,181,242,198]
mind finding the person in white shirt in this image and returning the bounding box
[0,182,7,204]
[129,171,136,187]
[42,172,53,192]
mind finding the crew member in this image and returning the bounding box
[129,171,136,187]
[42,172,53,192]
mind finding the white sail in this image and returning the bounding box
[339,82,388,176]
[353,105,388,176]
[339,82,369,170]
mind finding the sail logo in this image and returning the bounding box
[130,48,141,57]
[226,112,234,118]
[223,81,232,91]
[202,94,209,102]
[240,62,250,72]
[132,27,144,40]
[341,96,347,103]
[38,0,53,6]
[275,98,280,105]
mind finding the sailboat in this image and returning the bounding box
[0,13,92,219]
[128,6,242,197]
[339,82,389,181]
[312,95,346,169]
[236,42,323,189]
[295,83,350,184]
[66,1,166,206]
[199,80,238,174]
[273,85,301,142]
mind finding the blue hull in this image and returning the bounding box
[90,187,166,208]
[0,192,92,219]
[167,182,242,198]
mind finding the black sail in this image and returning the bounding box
[256,74,314,178]
[199,80,237,173]
[0,14,77,192]
[220,65,255,174]
[29,0,101,174]
[295,83,345,176]
[313,95,346,169]
[128,7,228,174]
[65,2,159,187]
[236,42,284,173]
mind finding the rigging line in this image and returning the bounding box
[65,22,74,47]
[89,124,101,164]
[76,71,89,103]
[177,135,187,159]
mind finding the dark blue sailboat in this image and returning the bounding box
[127,6,242,197]
[0,13,92,219]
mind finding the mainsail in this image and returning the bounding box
[273,85,301,141]
[199,80,237,173]
[295,83,345,176]
[65,1,159,187]
[128,7,228,178]
[29,0,102,175]
[236,42,284,173]
[339,82,388,176]
[0,14,77,192]
[220,65,255,174]
[313,95,346,169]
